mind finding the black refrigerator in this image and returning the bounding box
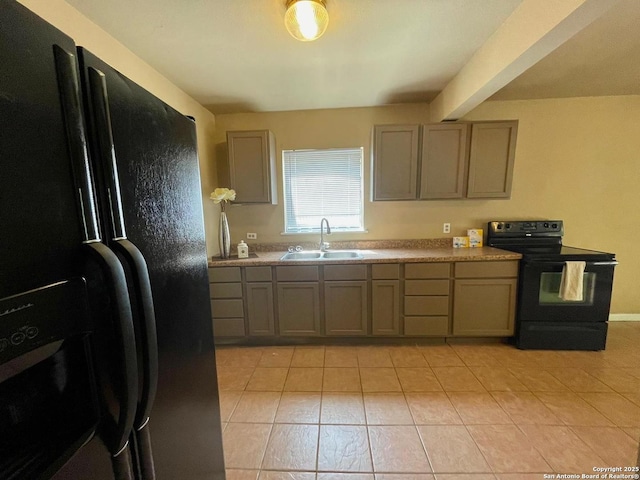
[0,2,226,479]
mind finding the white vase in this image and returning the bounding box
[219,210,231,259]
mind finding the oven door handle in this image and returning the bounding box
[525,260,618,267]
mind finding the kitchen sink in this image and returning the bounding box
[280,250,363,261]
[280,252,322,260]
[322,251,362,259]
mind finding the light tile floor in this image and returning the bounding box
[216,322,640,480]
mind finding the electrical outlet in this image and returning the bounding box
[247,232,257,240]
[443,223,451,234]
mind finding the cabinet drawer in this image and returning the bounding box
[209,282,243,299]
[324,264,367,281]
[246,266,272,282]
[404,296,449,316]
[404,316,449,336]
[211,299,244,318]
[405,263,450,279]
[405,279,450,296]
[209,267,241,283]
[454,261,518,278]
[276,266,319,282]
[213,318,245,337]
[372,263,400,279]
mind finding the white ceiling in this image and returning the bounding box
[65,0,640,115]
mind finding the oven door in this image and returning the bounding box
[518,259,617,323]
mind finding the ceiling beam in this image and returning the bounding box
[429,0,621,122]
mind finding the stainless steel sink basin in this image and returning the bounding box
[280,250,363,261]
[322,251,362,259]
[280,252,322,260]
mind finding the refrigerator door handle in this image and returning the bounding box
[87,64,159,427]
[112,442,136,480]
[87,66,127,239]
[112,239,158,480]
[84,242,139,468]
[112,238,159,426]
[53,45,101,243]
[132,419,156,480]
[87,65,159,479]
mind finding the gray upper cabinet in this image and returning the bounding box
[467,121,518,199]
[227,130,277,204]
[419,123,469,199]
[372,120,517,201]
[371,125,420,201]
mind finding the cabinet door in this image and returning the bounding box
[325,281,368,335]
[277,282,321,336]
[453,278,517,336]
[419,124,468,199]
[467,121,517,198]
[246,282,275,336]
[372,125,420,200]
[227,130,277,204]
[372,280,400,335]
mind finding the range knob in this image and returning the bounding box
[505,223,511,229]
[551,223,558,229]
[543,222,549,228]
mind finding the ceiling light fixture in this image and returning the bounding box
[284,0,329,42]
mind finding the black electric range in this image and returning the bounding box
[487,220,617,350]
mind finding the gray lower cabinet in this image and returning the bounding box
[324,281,368,336]
[245,266,274,335]
[372,264,400,336]
[277,282,321,336]
[246,282,275,335]
[209,259,518,340]
[452,261,518,336]
[403,263,451,336]
[452,278,517,336]
[208,266,245,337]
[371,280,400,335]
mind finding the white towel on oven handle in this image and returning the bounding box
[559,261,586,301]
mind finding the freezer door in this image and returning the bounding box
[1,3,139,478]
[0,1,87,297]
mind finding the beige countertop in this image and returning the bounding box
[208,246,521,267]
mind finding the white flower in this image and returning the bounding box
[210,188,236,204]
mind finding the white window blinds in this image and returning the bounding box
[283,147,364,233]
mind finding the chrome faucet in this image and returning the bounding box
[319,217,331,251]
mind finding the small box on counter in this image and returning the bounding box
[453,236,469,248]
[467,229,483,248]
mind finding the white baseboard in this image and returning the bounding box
[609,314,640,322]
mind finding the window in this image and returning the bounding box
[283,147,364,233]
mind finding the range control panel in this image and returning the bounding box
[488,220,564,237]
